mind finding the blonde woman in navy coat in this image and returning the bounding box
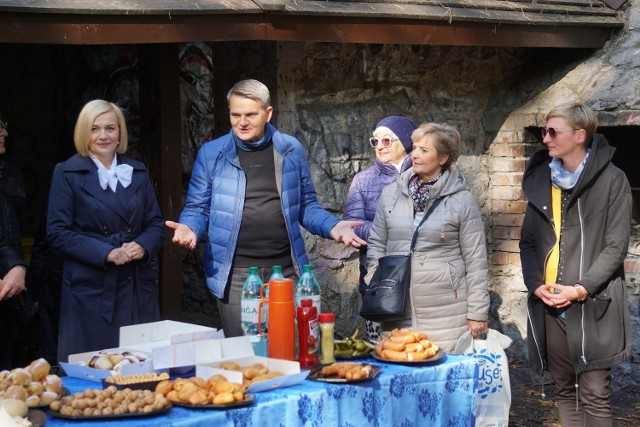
[47,100,164,363]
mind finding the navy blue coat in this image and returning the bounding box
[47,154,164,362]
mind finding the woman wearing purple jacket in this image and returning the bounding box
[344,116,416,342]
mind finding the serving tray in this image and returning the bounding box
[169,394,254,409]
[371,348,446,365]
[307,364,381,383]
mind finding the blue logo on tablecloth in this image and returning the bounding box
[465,348,505,399]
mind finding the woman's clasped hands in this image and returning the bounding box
[106,242,146,265]
[534,283,585,309]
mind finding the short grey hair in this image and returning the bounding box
[411,122,461,171]
[227,79,271,110]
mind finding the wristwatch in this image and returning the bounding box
[574,284,587,302]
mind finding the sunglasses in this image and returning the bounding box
[369,137,398,148]
[0,120,7,132]
[541,127,579,139]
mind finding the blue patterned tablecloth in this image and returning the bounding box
[44,354,479,427]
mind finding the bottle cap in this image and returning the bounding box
[318,312,335,323]
[268,278,294,301]
[248,266,259,274]
[303,264,313,272]
[301,299,312,307]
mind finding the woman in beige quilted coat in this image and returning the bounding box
[365,123,489,352]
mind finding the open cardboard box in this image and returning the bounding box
[196,336,310,393]
[60,321,223,381]
[59,347,155,382]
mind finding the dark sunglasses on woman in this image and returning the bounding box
[541,127,579,139]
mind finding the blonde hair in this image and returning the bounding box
[411,123,461,171]
[74,100,128,156]
[546,102,598,143]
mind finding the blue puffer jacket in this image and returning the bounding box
[179,128,340,299]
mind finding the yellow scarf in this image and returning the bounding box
[544,186,562,284]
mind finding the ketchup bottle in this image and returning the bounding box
[296,299,319,368]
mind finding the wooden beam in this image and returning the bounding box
[0,12,618,48]
[265,17,615,48]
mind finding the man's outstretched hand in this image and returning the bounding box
[165,221,197,250]
[330,221,367,248]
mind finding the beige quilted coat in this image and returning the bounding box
[365,167,489,352]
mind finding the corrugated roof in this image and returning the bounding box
[0,0,624,47]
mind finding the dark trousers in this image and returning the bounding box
[545,311,612,427]
[217,265,297,338]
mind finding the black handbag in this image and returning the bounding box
[360,198,442,322]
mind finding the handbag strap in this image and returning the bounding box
[410,197,443,252]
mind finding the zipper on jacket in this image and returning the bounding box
[275,142,300,275]
[526,305,547,398]
[577,199,587,364]
[446,263,458,299]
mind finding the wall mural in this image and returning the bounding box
[179,42,215,179]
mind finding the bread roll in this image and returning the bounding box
[25,395,41,407]
[188,389,208,405]
[213,391,234,405]
[9,368,32,386]
[0,399,28,417]
[44,374,62,393]
[40,391,58,405]
[28,358,51,382]
[5,385,28,400]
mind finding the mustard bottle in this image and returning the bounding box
[318,312,335,364]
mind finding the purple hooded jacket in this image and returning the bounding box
[343,156,412,287]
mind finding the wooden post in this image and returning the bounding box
[139,44,183,320]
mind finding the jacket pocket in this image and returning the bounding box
[593,294,611,321]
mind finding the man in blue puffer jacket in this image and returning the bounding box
[167,79,365,337]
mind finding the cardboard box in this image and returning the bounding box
[61,321,223,381]
[60,348,154,382]
[119,320,223,353]
[196,336,310,393]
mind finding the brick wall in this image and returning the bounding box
[488,130,537,269]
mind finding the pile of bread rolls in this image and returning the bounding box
[49,386,171,417]
[375,328,440,361]
[0,358,63,407]
[155,375,246,405]
[218,361,285,387]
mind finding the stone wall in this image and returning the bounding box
[274,0,640,385]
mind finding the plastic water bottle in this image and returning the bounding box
[269,265,285,282]
[295,264,321,313]
[241,267,265,335]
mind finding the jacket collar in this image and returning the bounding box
[224,127,295,169]
[374,156,412,176]
[523,133,615,209]
[61,153,146,173]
